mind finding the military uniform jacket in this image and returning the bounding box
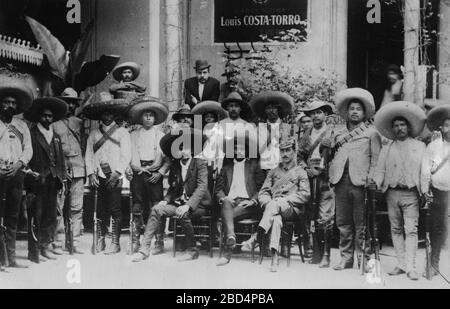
[163,158,211,211]
[52,117,85,179]
[258,163,311,209]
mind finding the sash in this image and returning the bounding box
[7,124,24,146]
[306,129,328,161]
[271,166,300,194]
[63,119,81,145]
[93,124,120,153]
[334,120,372,152]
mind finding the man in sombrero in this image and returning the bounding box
[249,91,297,178]
[373,101,427,281]
[322,88,382,271]
[421,103,450,278]
[109,61,146,100]
[297,100,336,267]
[214,130,265,266]
[84,93,132,255]
[0,81,33,268]
[25,97,68,263]
[128,97,171,255]
[131,129,211,262]
[52,88,86,254]
[184,59,220,109]
[171,104,195,130]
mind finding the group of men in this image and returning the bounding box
[0,59,449,281]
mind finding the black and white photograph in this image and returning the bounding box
[0,0,450,293]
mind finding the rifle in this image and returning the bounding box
[309,176,321,262]
[63,181,74,255]
[128,193,133,255]
[91,187,98,255]
[369,189,382,280]
[360,190,369,275]
[0,179,8,270]
[423,193,433,280]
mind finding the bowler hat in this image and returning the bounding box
[193,60,211,71]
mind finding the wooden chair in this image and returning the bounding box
[218,218,260,262]
[172,215,214,258]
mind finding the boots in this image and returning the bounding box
[319,229,331,268]
[309,232,321,264]
[105,218,121,255]
[152,233,165,255]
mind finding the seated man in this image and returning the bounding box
[256,137,310,272]
[131,129,211,262]
[215,132,265,266]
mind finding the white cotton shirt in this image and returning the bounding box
[421,138,450,193]
[181,158,192,182]
[259,120,281,170]
[0,118,32,166]
[227,159,249,200]
[37,122,54,144]
[199,83,205,101]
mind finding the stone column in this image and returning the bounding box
[149,0,161,97]
[164,0,184,112]
[439,0,450,100]
[403,0,420,103]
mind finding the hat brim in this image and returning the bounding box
[192,101,228,120]
[221,98,252,120]
[302,104,334,115]
[0,83,33,114]
[24,98,68,122]
[194,65,211,71]
[335,88,375,120]
[427,104,450,131]
[112,62,140,81]
[249,91,294,119]
[129,101,168,125]
[374,101,426,140]
[81,99,128,121]
[160,129,206,159]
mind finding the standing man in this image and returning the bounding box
[184,60,220,109]
[53,88,86,254]
[298,101,335,267]
[373,101,427,280]
[214,132,265,266]
[220,92,254,143]
[109,61,146,100]
[131,129,211,262]
[324,88,381,271]
[249,91,296,177]
[0,82,33,268]
[25,97,68,262]
[255,137,310,272]
[421,103,450,278]
[128,98,170,254]
[297,113,313,140]
[84,94,131,255]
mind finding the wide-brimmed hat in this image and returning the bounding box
[57,87,83,105]
[0,81,33,114]
[249,91,294,119]
[279,137,296,150]
[221,91,251,117]
[112,62,140,81]
[193,59,211,71]
[374,101,426,140]
[192,100,228,121]
[81,92,128,121]
[424,99,447,112]
[160,128,206,159]
[427,103,450,131]
[172,105,194,122]
[335,88,376,120]
[24,97,68,123]
[301,100,334,115]
[128,97,169,125]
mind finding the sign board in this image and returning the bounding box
[214,0,308,43]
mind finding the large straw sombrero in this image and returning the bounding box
[160,128,206,159]
[81,92,128,121]
[128,97,169,125]
[57,87,83,105]
[24,97,68,123]
[112,62,141,81]
[249,91,294,119]
[427,103,450,131]
[374,101,426,140]
[335,88,375,120]
[192,100,228,121]
[0,81,33,114]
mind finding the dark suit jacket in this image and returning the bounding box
[184,77,220,108]
[215,158,265,203]
[164,158,211,211]
[28,125,66,187]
